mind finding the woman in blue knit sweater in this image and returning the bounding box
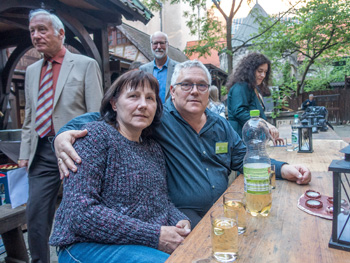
[50,70,191,263]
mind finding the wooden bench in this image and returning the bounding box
[0,204,29,263]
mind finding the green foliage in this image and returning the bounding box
[303,57,350,91]
[269,87,291,119]
[253,0,350,95]
[268,62,294,119]
[184,8,226,57]
[221,85,228,97]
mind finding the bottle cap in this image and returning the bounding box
[294,114,299,118]
[250,109,260,117]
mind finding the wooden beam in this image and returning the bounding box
[0,16,28,30]
[0,29,29,49]
[109,0,145,21]
[84,0,123,14]
[42,0,106,30]
[81,10,122,26]
[93,27,111,90]
[0,38,32,129]
[57,10,102,66]
[65,30,86,55]
[0,0,42,13]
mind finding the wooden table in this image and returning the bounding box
[166,139,349,263]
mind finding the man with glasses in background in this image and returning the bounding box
[140,31,178,103]
[54,60,312,229]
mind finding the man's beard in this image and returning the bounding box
[152,48,167,60]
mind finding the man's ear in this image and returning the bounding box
[170,85,175,98]
[58,28,65,40]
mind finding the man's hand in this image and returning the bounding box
[281,164,311,185]
[18,159,28,169]
[158,225,190,254]
[175,220,191,237]
[54,129,87,179]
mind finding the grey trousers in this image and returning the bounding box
[27,138,61,263]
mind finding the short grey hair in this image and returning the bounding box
[150,31,169,43]
[29,9,65,43]
[171,60,212,86]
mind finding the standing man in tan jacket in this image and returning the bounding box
[18,9,103,263]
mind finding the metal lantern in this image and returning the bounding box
[328,145,350,251]
[297,119,313,153]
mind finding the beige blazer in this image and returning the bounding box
[19,50,103,167]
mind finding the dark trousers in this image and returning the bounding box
[27,138,61,263]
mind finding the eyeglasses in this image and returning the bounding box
[151,41,167,46]
[174,82,209,93]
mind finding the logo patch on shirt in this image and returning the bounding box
[215,142,228,154]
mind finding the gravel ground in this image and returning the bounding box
[333,125,350,143]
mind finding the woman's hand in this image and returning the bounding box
[266,122,279,139]
[158,225,191,254]
[266,122,281,145]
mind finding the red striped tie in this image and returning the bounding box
[35,59,54,138]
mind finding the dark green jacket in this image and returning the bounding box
[227,82,266,138]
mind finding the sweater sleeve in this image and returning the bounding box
[166,196,190,226]
[64,123,162,248]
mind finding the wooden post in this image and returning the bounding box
[93,27,111,90]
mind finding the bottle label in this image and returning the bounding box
[243,166,270,194]
[292,132,298,144]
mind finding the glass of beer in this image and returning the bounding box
[286,138,293,151]
[223,192,246,234]
[270,165,276,189]
[211,206,238,262]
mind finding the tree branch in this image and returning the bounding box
[212,0,228,20]
[231,1,301,54]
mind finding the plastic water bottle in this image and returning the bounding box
[291,114,300,151]
[242,109,272,217]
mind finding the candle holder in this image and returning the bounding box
[328,145,350,251]
[297,119,313,153]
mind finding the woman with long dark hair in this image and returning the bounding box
[226,52,279,141]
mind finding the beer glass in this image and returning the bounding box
[285,138,293,151]
[211,206,238,262]
[223,192,246,234]
[270,164,276,189]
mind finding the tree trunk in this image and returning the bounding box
[297,60,314,95]
[226,17,233,75]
